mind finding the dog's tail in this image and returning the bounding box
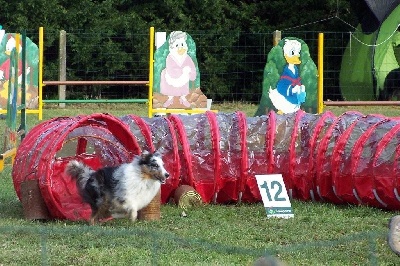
[65,160,94,191]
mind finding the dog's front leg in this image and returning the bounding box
[128,209,138,222]
[89,215,97,225]
[89,206,100,225]
[89,203,110,225]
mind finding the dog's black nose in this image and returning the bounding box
[165,173,170,178]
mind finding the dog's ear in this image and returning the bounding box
[153,147,166,157]
[139,150,151,164]
[153,151,162,157]
[153,142,167,155]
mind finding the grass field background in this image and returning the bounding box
[1,102,400,265]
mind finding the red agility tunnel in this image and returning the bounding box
[161,111,400,209]
[12,111,400,221]
[12,113,140,220]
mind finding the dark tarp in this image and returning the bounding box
[350,0,400,33]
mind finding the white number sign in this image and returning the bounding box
[256,174,294,219]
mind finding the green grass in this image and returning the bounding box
[1,103,400,265]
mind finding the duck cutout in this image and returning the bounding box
[0,35,25,78]
[0,29,38,110]
[160,31,196,107]
[254,37,317,116]
[269,39,306,114]
[153,31,207,110]
[0,35,27,107]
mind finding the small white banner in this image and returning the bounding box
[256,174,294,219]
[155,32,167,49]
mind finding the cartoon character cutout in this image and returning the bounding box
[0,28,39,110]
[254,37,317,116]
[269,39,306,114]
[0,35,25,83]
[153,31,207,110]
[160,31,196,107]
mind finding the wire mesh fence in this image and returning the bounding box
[34,29,376,104]
[8,27,400,105]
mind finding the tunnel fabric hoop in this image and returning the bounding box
[168,113,218,203]
[213,112,245,203]
[270,112,298,198]
[205,111,221,203]
[331,114,387,205]
[12,110,400,221]
[306,111,335,201]
[234,111,249,202]
[315,111,363,203]
[372,124,400,208]
[13,113,139,220]
[168,115,196,189]
[352,120,400,207]
[291,111,323,200]
[242,114,270,203]
[120,115,155,152]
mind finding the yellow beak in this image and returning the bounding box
[285,54,301,64]
[178,47,186,56]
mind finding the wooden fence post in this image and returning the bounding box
[273,30,281,46]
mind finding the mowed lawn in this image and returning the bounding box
[0,102,400,265]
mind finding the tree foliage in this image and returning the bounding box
[0,0,357,101]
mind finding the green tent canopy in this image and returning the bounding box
[340,1,400,100]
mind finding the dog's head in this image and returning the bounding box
[139,151,170,183]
